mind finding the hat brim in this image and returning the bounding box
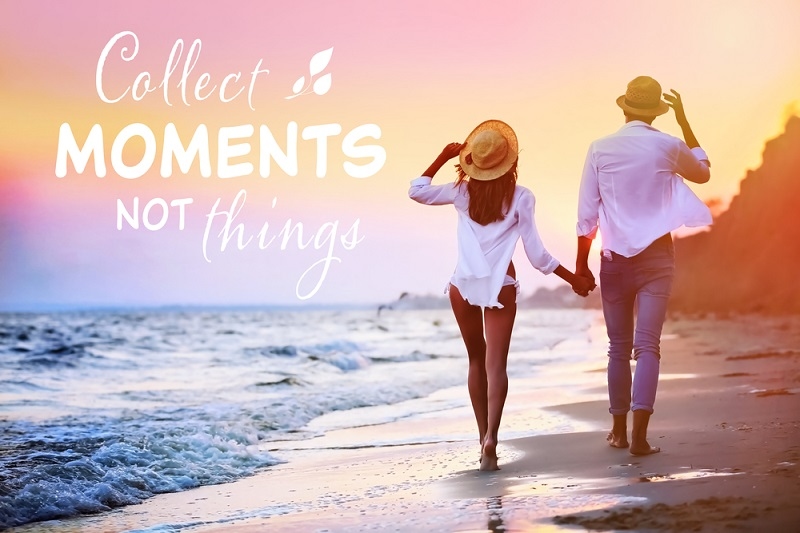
[459,120,519,181]
[616,95,670,117]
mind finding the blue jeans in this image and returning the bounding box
[599,234,674,415]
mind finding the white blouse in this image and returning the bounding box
[409,176,560,308]
[577,121,712,257]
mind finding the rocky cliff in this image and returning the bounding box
[670,116,800,314]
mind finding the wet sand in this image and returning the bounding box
[13,315,800,532]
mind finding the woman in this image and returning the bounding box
[409,120,594,470]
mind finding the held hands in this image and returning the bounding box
[663,89,688,126]
[554,264,596,298]
[571,274,596,298]
[572,264,596,297]
[575,264,595,286]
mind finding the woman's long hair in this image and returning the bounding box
[455,162,517,225]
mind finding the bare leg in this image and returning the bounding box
[607,413,629,448]
[449,285,488,449]
[630,409,660,455]
[480,284,517,471]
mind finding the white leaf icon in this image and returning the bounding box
[309,47,333,76]
[292,76,306,94]
[312,73,332,95]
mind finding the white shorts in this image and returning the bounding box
[444,276,520,302]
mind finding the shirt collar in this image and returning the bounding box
[619,120,660,133]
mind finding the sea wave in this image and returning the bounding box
[0,308,595,528]
[0,419,279,529]
[368,350,442,363]
[243,339,372,371]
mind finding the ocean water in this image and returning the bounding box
[0,307,599,529]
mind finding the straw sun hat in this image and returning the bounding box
[616,76,669,117]
[459,120,518,181]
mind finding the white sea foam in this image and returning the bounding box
[0,308,598,528]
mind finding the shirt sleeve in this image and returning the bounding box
[576,145,600,238]
[517,189,560,275]
[408,176,459,205]
[673,141,710,184]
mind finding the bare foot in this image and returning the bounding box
[630,411,659,456]
[607,431,629,449]
[480,437,500,471]
[479,454,499,471]
[629,442,661,456]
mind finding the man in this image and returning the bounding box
[575,76,712,455]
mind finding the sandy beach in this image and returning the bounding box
[11,313,800,532]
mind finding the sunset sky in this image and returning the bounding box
[2,0,799,310]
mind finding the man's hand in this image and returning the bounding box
[573,263,596,297]
[571,274,596,297]
[575,264,595,287]
[663,89,688,126]
[663,88,701,149]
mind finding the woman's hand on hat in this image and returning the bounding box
[422,142,466,178]
[663,89,688,125]
[439,142,465,161]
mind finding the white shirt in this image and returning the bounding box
[409,176,560,308]
[576,121,712,257]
